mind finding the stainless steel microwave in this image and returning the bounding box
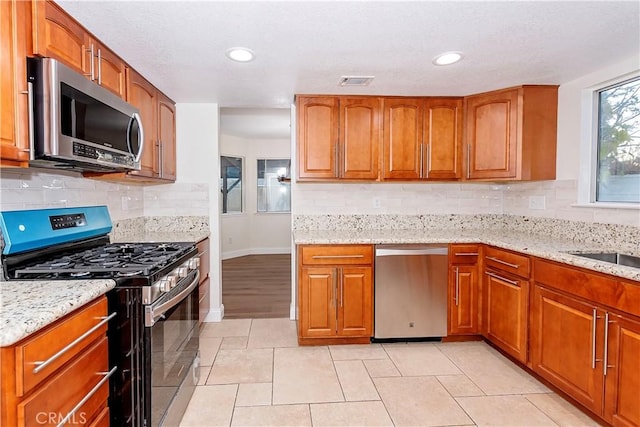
[27,57,143,172]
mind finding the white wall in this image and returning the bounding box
[173,103,223,321]
[220,134,292,259]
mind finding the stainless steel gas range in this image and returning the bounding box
[0,206,200,427]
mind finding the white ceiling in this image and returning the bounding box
[56,0,639,110]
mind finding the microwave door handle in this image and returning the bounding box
[129,112,144,162]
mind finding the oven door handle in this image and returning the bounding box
[145,270,200,327]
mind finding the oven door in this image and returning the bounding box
[144,270,200,427]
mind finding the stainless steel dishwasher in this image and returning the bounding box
[374,244,449,340]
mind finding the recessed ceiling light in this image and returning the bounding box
[432,51,464,66]
[226,47,255,62]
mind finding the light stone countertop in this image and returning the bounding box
[293,228,640,282]
[0,280,115,347]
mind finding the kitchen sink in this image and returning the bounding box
[569,252,640,269]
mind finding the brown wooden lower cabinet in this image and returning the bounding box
[483,269,529,363]
[531,257,640,426]
[1,297,110,426]
[448,244,480,336]
[297,245,373,344]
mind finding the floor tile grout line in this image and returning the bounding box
[522,394,568,427]
[437,343,488,396]
[328,345,348,403]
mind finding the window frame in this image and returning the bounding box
[577,70,640,209]
[220,155,244,215]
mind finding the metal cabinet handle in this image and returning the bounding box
[485,271,519,286]
[340,271,344,308]
[603,312,616,376]
[419,143,424,178]
[56,366,117,427]
[591,308,598,369]
[466,143,471,179]
[456,252,479,256]
[33,312,116,374]
[334,142,340,178]
[97,48,102,85]
[311,255,364,259]
[158,140,163,176]
[454,267,460,306]
[486,256,520,269]
[85,44,95,80]
[331,269,336,308]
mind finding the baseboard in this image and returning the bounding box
[222,247,291,260]
[203,304,224,322]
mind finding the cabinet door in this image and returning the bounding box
[337,267,372,337]
[484,270,528,362]
[297,97,339,180]
[465,89,518,180]
[158,94,176,181]
[530,285,604,415]
[91,40,126,99]
[604,313,640,427]
[1,0,30,167]
[32,0,88,75]
[424,98,462,180]
[299,267,336,338]
[340,97,380,180]
[449,265,478,335]
[127,69,158,178]
[382,98,423,179]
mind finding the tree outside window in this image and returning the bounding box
[597,77,640,203]
[257,159,291,213]
[221,156,243,213]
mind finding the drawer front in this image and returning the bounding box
[18,337,110,427]
[197,238,210,282]
[450,244,480,265]
[16,297,108,396]
[300,245,373,265]
[484,246,530,278]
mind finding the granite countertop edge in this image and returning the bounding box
[110,231,210,244]
[292,229,640,282]
[1,279,116,347]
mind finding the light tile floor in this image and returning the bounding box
[180,319,601,427]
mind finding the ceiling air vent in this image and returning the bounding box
[339,76,374,86]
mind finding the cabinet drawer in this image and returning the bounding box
[450,244,480,265]
[484,246,530,278]
[300,245,373,265]
[197,238,210,282]
[18,336,110,427]
[15,297,109,396]
[533,258,640,318]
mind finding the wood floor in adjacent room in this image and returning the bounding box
[222,254,291,319]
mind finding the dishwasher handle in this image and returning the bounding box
[375,247,448,257]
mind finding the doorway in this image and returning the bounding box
[219,108,293,319]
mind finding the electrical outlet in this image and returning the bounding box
[528,195,546,210]
[372,197,381,209]
[227,237,233,244]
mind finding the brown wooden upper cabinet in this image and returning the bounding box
[297,96,381,181]
[32,1,126,99]
[1,0,31,168]
[464,85,558,181]
[382,98,462,180]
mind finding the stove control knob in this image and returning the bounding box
[177,265,188,278]
[160,275,177,292]
[188,258,200,270]
[168,275,178,289]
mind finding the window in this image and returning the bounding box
[221,156,243,213]
[595,77,640,203]
[257,159,291,212]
